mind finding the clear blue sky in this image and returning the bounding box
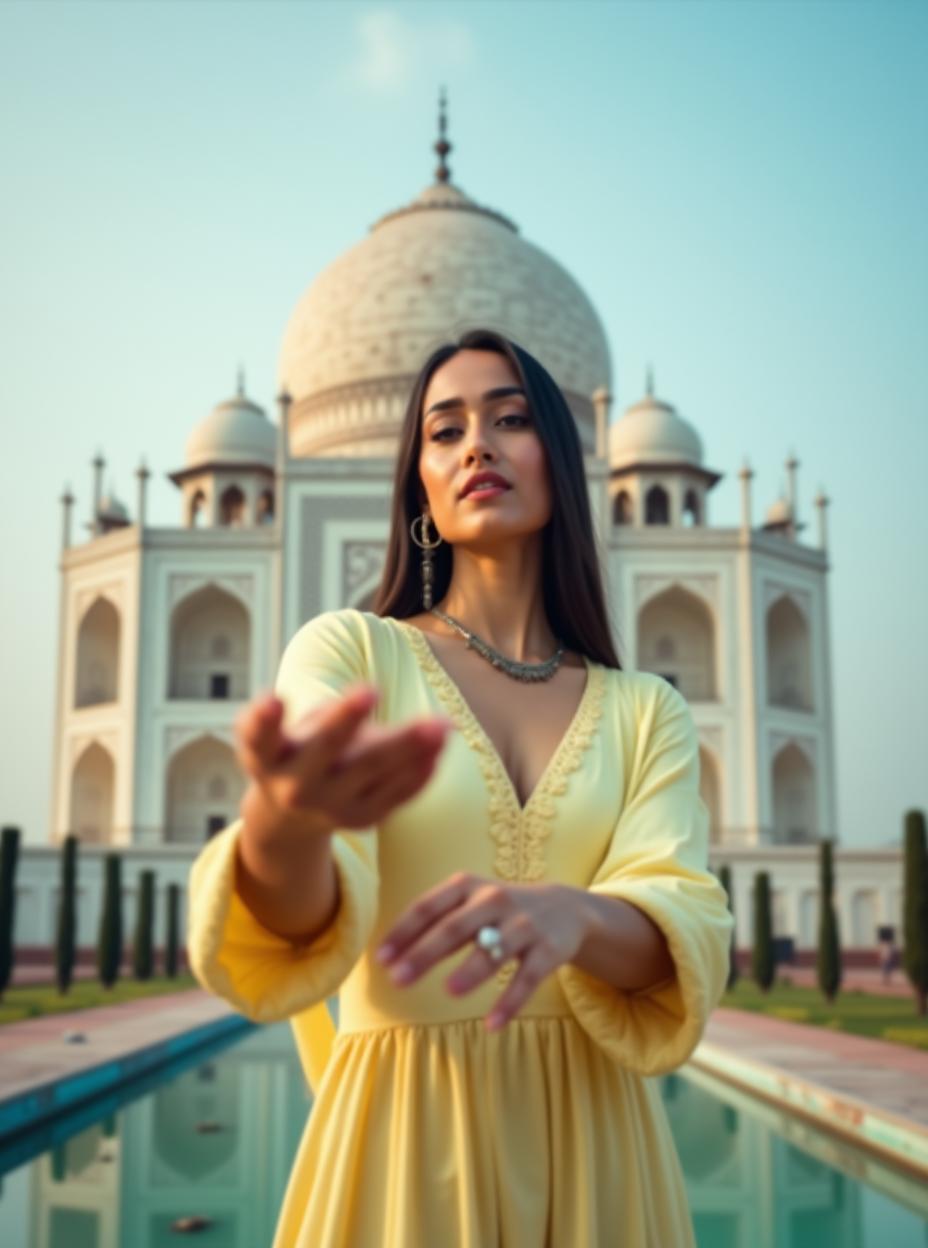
[1,0,925,849]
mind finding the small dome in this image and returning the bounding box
[609,391,703,469]
[185,375,276,469]
[764,496,793,526]
[98,492,129,522]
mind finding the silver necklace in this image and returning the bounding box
[429,607,565,683]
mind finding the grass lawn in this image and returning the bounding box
[720,976,928,1052]
[0,974,201,1026]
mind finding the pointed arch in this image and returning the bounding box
[69,741,115,843]
[75,596,120,708]
[256,488,275,524]
[169,584,251,700]
[682,488,701,527]
[644,484,669,525]
[613,490,633,525]
[164,734,245,843]
[219,484,246,526]
[766,594,814,711]
[189,489,207,528]
[771,741,817,844]
[637,584,716,700]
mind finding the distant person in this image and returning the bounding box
[187,329,734,1247]
[879,932,899,984]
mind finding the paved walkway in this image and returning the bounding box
[0,990,247,1139]
[768,965,912,997]
[693,1007,928,1177]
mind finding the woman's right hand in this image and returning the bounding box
[234,682,454,836]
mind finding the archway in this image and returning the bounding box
[169,585,250,700]
[75,597,120,708]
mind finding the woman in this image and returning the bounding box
[187,328,734,1247]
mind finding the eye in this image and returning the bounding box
[430,414,531,442]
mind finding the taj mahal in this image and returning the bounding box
[13,98,901,967]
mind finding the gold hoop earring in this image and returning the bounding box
[409,510,443,610]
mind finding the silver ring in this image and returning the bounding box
[475,924,506,964]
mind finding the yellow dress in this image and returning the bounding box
[187,608,734,1248]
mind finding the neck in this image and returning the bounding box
[434,539,556,661]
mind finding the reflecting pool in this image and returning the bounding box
[0,1020,925,1247]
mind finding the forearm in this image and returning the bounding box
[563,885,675,993]
[235,782,340,946]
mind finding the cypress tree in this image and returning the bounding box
[55,835,78,994]
[816,838,842,1003]
[751,871,775,992]
[132,869,155,981]
[719,863,738,990]
[97,853,123,989]
[165,883,180,978]
[902,808,928,1016]
[0,826,22,1003]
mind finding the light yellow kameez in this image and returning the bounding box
[187,607,733,1247]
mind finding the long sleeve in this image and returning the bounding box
[557,674,733,1076]
[186,609,381,1024]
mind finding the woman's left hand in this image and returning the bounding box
[374,873,591,1031]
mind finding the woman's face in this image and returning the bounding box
[418,349,552,547]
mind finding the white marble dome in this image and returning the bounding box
[277,178,611,458]
[609,391,703,469]
[185,382,276,470]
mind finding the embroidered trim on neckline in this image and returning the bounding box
[389,617,608,885]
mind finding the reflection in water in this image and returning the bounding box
[0,1027,926,1247]
[660,1070,928,1248]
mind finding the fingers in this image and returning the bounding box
[235,683,379,783]
[235,693,286,778]
[484,943,550,1031]
[375,872,479,966]
[380,884,515,987]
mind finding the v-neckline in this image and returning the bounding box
[389,616,597,818]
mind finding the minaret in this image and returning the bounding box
[60,485,74,551]
[90,451,105,536]
[276,384,292,480]
[813,486,830,553]
[435,85,451,184]
[136,457,150,529]
[738,457,754,539]
[785,451,799,532]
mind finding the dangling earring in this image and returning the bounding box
[409,508,443,610]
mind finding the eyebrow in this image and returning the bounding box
[424,386,527,420]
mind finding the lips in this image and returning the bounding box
[461,472,511,498]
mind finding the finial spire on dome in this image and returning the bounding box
[236,364,245,398]
[434,85,451,184]
[645,363,654,397]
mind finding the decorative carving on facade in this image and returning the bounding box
[75,582,123,621]
[769,730,818,767]
[634,574,719,613]
[69,731,119,766]
[168,573,254,610]
[763,581,812,621]
[164,725,235,760]
[343,542,386,601]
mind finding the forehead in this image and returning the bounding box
[422,349,522,410]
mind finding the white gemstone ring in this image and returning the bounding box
[475,924,506,964]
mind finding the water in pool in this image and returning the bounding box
[0,1019,925,1246]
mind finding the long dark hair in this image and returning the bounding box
[370,328,623,669]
